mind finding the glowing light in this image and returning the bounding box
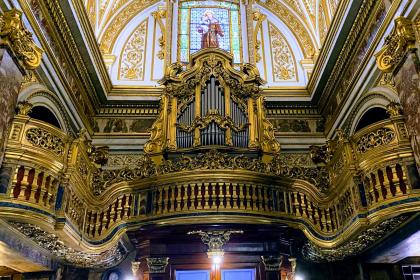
[212,255,223,264]
[295,275,304,280]
[125,277,134,280]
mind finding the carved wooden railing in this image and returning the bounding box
[0,113,419,249]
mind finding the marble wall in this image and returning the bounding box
[394,52,420,169]
[0,49,24,166]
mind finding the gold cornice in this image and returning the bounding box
[375,16,417,73]
[0,9,43,70]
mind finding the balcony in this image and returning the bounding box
[0,113,418,252]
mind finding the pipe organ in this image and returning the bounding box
[145,49,280,163]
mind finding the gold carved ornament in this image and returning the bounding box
[177,110,248,133]
[0,9,43,69]
[252,9,266,63]
[152,6,167,60]
[375,17,417,73]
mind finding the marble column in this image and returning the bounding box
[0,9,42,166]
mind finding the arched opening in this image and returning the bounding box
[28,106,62,129]
[354,107,388,132]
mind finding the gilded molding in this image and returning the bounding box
[252,9,266,63]
[375,17,417,73]
[0,9,43,70]
[152,6,167,60]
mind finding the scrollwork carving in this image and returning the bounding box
[177,110,248,133]
[26,128,64,155]
[356,128,395,153]
[0,9,43,69]
[375,17,416,73]
[92,150,330,195]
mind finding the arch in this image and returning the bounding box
[18,83,73,134]
[346,86,398,135]
[354,107,389,132]
[28,106,62,129]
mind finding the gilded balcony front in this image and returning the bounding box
[1,111,418,257]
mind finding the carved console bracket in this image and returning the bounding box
[375,17,417,73]
[0,9,43,70]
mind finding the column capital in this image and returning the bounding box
[146,257,169,274]
[0,9,43,70]
[261,255,283,271]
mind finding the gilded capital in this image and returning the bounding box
[375,17,416,73]
[16,100,33,115]
[0,9,43,70]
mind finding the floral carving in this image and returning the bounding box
[356,128,395,153]
[119,19,148,80]
[26,128,65,155]
[8,222,126,268]
[268,22,296,81]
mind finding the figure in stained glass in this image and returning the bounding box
[197,10,224,48]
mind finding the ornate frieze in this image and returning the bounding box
[26,127,65,155]
[92,149,329,195]
[0,9,43,70]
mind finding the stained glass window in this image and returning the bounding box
[178,1,241,64]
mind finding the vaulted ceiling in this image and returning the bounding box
[79,0,343,91]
